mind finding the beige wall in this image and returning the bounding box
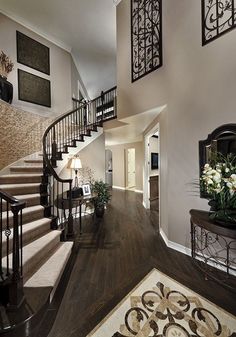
[0,13,78,116]
[0,101,51,170]
[106,141,143,191]
[117,0,236,248]
[60,134,105,184]
[117,0,168,120]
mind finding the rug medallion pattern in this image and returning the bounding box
[88,269,236,337]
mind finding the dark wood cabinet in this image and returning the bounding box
[149,175,159,211]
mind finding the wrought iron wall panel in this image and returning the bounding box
[202,0,236,45]
[131,0,162,82]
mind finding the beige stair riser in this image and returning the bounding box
[1,221,51,257]
[2,184,40,195]
[10,167,43,173]
[1,195,41,212]
[23,234,61,282]
[1,208,44,228]
[0,175,42,184]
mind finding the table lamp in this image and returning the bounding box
[70,156,82,188]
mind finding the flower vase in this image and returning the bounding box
[0,75,13,104]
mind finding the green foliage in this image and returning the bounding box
[92,180,111,208]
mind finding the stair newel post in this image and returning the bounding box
[101,90,104,122]
[8,201,26,309]
[51,126,57,167]
[83,103,87,134]
[66,180,74,239]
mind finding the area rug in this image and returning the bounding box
[87,268,236,337]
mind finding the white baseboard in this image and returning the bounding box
[159,228,191,256]
[112,185,126,190]
[112,186,143,194]
[160,228,236,276]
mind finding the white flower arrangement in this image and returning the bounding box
[200,153,236,223]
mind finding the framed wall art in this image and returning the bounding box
[17,31,50,75]
[131,0,163,82]
[202,0,236,45]
[18,69,51,108]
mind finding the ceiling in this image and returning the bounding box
[104,106,166,146]
[0,0,117,98]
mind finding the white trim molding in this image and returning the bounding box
[159,228,236,276]
[0,9,71,52]
[113,0,122,5]
[112,186,126,190]
[135,189,143,194]
[159,228,191,256]
[112,186,143,194]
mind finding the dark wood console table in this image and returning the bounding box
[56,193,97,235]
[190,209,236,292]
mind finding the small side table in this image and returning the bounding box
[57,192,97,235]
[190,209,236,292]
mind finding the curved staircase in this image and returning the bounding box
[0,86,117,336]
[0,156,73,293]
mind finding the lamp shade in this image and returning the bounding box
[70,157,82,170]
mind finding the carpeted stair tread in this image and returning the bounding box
[10,166,43,173]
[1,205,45,227]
[24,159,44,164]
[25,242,73,290]
[2,231,61,277]
[2,217,51,243]
[0,183,41,195]
[1,218,51,257]
[1,193,41,211]
[0,174,42,184]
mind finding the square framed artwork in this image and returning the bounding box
[17,31,50,75]
[18,69,51,108]
[82,184,91,196]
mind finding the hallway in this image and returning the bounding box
[39,189,236,337]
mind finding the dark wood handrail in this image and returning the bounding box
[72,86,117,104]
[0,189,26,208]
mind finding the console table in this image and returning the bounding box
[56,193,97,235]
[190,209,236,291]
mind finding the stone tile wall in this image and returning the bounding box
[0,101,52,170]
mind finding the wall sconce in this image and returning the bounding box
[70,156,82,188]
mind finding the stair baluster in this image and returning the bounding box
[0,190,26,308]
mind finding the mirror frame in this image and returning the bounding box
[199,123,236,198]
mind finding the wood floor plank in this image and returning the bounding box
[38,189,236,337]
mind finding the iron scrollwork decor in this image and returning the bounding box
[202,0,236,45]
[131,0,163,82]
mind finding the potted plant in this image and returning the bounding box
[92,180,111,217]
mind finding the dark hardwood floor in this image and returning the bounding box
[39,189,235,337]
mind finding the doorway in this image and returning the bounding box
[105,149,113,187]
[144,124,160,224]
[127,148,136,189]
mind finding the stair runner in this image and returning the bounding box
[0,156,73,300]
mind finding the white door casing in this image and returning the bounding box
[127,148,136,188]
